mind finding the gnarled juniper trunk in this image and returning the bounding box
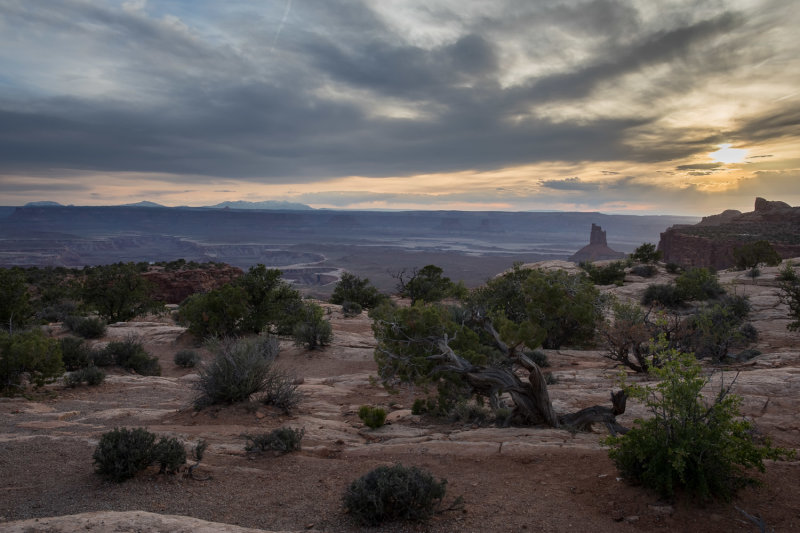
[431,329,627,433]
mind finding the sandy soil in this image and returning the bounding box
[1,263,799,532]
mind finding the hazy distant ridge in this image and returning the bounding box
[206,200,313,211]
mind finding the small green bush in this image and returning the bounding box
[173,349,200,368]
[103,337,161,376]
[641,284,684,308]
[63,316,107,339]
[411,398,428,415]
[665,262,681,274]
[330,272,387,309]
[675,267,725,301]
[244,427,304,455]
[630,264,657,278]
[341,301,363,317]
[526,349,550,368]
[606,340,793,500]
[93,427,158,482]
[64,365,105,387]
[580,261,626,286]
[153,436,187,474]
[358,405,387,429]
[60,336,93,371]
[292,302,333,350]
[344,464,448,525]
[0,329,63,392]
[194,336,279,408]
[449,401,489,424]
[630,243,662,264]
[260,368,301,412]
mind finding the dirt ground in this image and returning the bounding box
[1,263,799,532]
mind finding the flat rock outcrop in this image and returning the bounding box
[143,265,243,304]
[658,197,800,269]
[568,224,626,263]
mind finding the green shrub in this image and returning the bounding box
[776,262,798,282]
[60,336,93,370]
[102,337,160,375]
[37,300,78,323]
[0,329,63,392]
[64,365,105,387]
[396,265,457,304]
[630,243,662,264]
[173,349,200,368]
[344,464,448,525]
[411,398,429,415]
[580,261,626,286]
[292,302,333,350]
[665,262,681,274]
[641,284,684,308]
[606,341,793,500]
[358,405,387,429]
[330,272,387,309]
[244,427,304,454]
[64,316,107,339]
[260,368,301,412]
[526,349,550,368]
[194,336,279,407]
[93,427,157,482]
[153,436,187,474]
[341,301,363,317]
[675,267,724,301]
[630,264,657,278]
[449,401,489,424]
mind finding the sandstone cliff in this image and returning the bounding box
[568,224,626,263]
[658,197,800,269]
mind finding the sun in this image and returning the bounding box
[709,143,748,164]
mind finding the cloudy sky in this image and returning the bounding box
[0,0,798,214]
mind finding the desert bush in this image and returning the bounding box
[260,368,301,412]
[580,261,626,286]
[173,349,200,368]
[630,264,657,278]
[292,302,333,350]
[341,301,363,317]
[82,262,164,323]
[37,300,78,323]
[153,436,187,474]
[358,405,387,429]
[102,337,161,376]
[244,427,304,455]
[395,264,458,304]
[330,272,387,309]
[343,464,448,525]
[630,243,662,264]
[778,264,800,331]
[606,340,793,500]
[665,262,681,274]
[733,240,782,272]
[93,427,158,482]
[60,335,93,370]
[0,268,33,333]
[64,365,105,387]
[526,349,549,368]
[675,267,724,301]
[683,296,755,362]
[63,315,107,339]
[641,284,684,308]
[776,262,798,282]
[449,400,490,424]
[194,336,279,407]
[178,284,250,338]
[0,329,63,392]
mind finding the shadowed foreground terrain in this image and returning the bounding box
[1,262,799,532]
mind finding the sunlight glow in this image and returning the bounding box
[709,143,748,164]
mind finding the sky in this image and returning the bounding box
[0,0,798,215]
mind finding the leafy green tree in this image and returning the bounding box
[630,242,662,264]
[778,263,800,331]
[178,284,250,338]
[682,295,756,362]
[675,267,724,301]
[330,272,387,309]
[733,240,782,278]
[292,301,333,349]
[235,265,302,334]
[395,265,457,304]
[0,268,33,333]
[606,337,792,500]
[0,329,63,392]
[579,260,626,286]
[82,263,164,322]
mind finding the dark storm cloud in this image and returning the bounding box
[539,177,599,191]
[0,0,796,189]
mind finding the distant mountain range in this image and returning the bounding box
[22,200,314,210]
